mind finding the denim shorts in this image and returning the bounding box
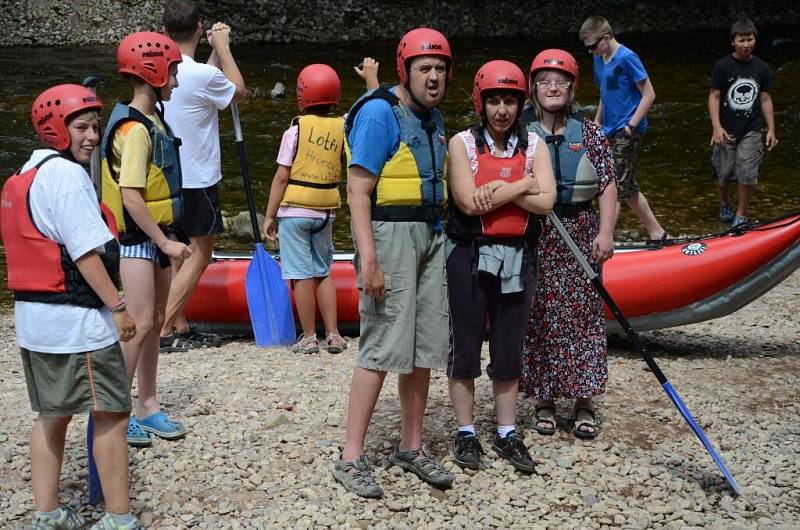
[277,216,334,280]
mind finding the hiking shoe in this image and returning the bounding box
[31,506,85,530]
[177,326,222,348]
[159,332,193,353]
[331,454,384,498]
[452,432,484,470]
[732,215,750,228]
[388,444,454,488]
[491,431,535,474]
[291,334,319,354]
[324,333,347,354]
[90,512,144,530]
[719,203,735,223]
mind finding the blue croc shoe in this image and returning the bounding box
[126,416,152,447]
[138,411,187,440]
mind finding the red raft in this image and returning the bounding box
[186,212,800,335]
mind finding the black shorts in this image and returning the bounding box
[181,184,223,237]
[446,243,538,381]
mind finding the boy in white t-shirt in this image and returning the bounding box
[161,0,248,350]
[1,84,141,530]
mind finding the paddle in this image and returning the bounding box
[230,102,296,346]
[547,211,741,496]
[82,74,104,505]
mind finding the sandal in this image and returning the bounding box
[126,416,153,447]
[291,334,319,354]
[573,407,598,439]
[533,405,556,435]
[138,410,187,440]
[324,333,347,354]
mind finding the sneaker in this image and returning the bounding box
[159,332,193,353]
[178,326,222,348]
[126,416,152,447]
[31,506,85,530]
[291,334,319,354]
[732,215,750,228]
[491,431,535,474]
[331,454,384,498]
[324,333,347,354]
[90,512,144,530]
[452,432,484,470]
[719,203,735,223]
[388,444,454,488]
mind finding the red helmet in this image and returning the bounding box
[296,64,341,112]
[117,31,182,88]
[529,49,580,91]
[396,28,453,86]
[472,60,527,117]
[31,84,103,151]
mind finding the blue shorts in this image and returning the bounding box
[277,216,334,280]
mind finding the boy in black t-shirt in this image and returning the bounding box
[708,17,778,226]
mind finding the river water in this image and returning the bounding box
[1,29,798,309]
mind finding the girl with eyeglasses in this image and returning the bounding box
[519,49,618,440]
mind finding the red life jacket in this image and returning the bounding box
[447,127,540,242]
[0,153,120,308]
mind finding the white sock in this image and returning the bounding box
[457,424,476,437]
[497,424,515,438]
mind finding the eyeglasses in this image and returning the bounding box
[535,80,572,90]
[586,34,607,51]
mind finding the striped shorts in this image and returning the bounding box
[120,240,158,261]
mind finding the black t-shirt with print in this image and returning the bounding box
[710,54,773,137]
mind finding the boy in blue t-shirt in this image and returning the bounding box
[579,15,667,243]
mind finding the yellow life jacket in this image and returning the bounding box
[281,115,344,209]
[100,102,182,245]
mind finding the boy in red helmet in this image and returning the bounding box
[262,63,350,354]
[101,31,192,447]
[1,84,141,529]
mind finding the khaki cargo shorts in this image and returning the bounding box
[711,130,763,186]
[21,342,131,417]
[611,129,645,200]
[354,221,449,374]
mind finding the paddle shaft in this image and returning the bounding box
[231,102,263,244]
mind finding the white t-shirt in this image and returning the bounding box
[13,150,118,353]
[163,54,236,189]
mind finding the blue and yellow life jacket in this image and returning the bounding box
[100,102,182,245]
[345,87,447,221]
[282,114,344,209]
[527,117,599,206]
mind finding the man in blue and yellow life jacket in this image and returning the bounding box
[331,28,454,498]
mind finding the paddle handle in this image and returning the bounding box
[230,102,263,245]
[547,212,667,384]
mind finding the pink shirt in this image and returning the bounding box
[276,124,332,219]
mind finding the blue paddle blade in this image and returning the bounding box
[245,243,296,346]
[662,381,741,495]
[87,415,103,504]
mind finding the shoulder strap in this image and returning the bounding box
[35,153,63,170]
[345,86,400,135]
[470,125,487,154]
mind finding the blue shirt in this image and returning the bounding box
[593,44,649,136]
[347,88,401,177]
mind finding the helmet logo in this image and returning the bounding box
[36,112,54,126]
[497,77,519,86]
[142,50,164,58]
[421,43,443,51]
[544,58,564,66]
[82,96,98,104]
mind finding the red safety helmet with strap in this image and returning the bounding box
[529,49,580,91]
[31,84,103,151]
[117,31,182,88]
[296,64,341,112]
[396,28,453,86]
[472,60,527,118]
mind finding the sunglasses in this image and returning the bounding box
[586,34,607,51]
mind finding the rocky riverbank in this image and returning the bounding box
[0,270,798,528]
[2,1,799,47]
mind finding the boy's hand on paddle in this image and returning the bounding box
[113,310,137,342]
[361,259,385,300]
[162,240,192,260]
[263,217,278,242]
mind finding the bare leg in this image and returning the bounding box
[136,265,171,419]
[736,183,754,218]
[120,259,158,385]
[91,411,130,514]
[341,367,386,460]
[398,367,430,451]
[718,183,732,206]
[316,275,339,336]
[30,415,71,512]
[625,191,666,240]
[448,378,475,427]
[293,278,318,338]
[162,234,215,335]
[492,379,518,427]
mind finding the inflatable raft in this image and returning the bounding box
[186,211,800,335]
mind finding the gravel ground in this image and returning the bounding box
[0,271,798,529]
